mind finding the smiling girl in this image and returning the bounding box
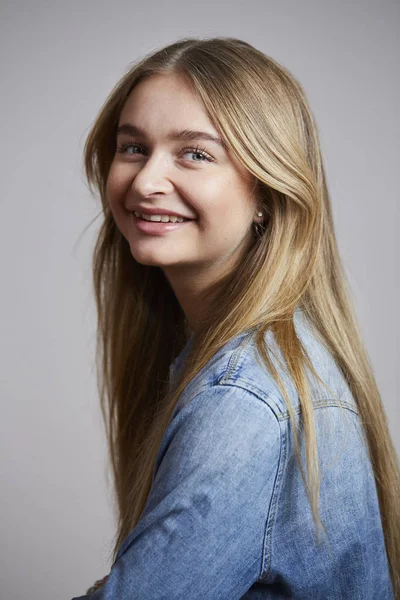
[72,37,399,599]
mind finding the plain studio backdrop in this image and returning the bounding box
[0,1,398,598]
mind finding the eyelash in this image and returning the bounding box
[116,142,214,163]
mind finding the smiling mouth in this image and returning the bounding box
[133,211,193,223]
[130,212,193,234]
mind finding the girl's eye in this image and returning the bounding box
[116,143,142,156]
[116,142,214,163]
[181,147,214,163]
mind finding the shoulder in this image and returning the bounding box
[173,309,359,421]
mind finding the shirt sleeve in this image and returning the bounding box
[71,384,281,600]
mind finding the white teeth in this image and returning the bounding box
[133,211,186,223]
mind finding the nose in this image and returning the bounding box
[131,151,174,197]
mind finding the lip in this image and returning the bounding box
[131,213,193,235]
[129,205,194,219]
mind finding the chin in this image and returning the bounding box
[131,254,163,267]
[129,248,174,268]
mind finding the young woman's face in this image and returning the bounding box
[106,73,260,276]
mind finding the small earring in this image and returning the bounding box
[256,211,263,217]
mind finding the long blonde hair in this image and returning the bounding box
[83,36,400,595]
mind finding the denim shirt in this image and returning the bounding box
[72,309,393,599]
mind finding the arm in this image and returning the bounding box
[71,384,281,599]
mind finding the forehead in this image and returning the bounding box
[119,73,215,132]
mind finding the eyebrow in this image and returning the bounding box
[116,123,228,150]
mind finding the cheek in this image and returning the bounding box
[183,176,236,224]
[105,171,131,237]
[106,165,131,215]
[190,183,250,234]
[106,164,124,201]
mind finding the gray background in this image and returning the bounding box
[0,1,398,598]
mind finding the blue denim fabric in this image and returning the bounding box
[72,309,393,599]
